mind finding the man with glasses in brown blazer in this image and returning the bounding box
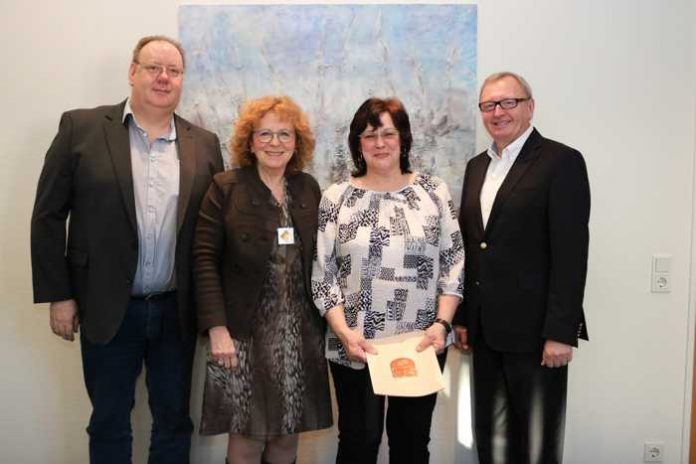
[31,35,223,463]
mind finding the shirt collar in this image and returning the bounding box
[122,98,177,142]
[486,125,534,162]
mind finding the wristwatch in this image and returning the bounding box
[433,318,452,334]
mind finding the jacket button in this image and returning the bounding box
[480,242,488,250]
[241,233,249,241]
[475,281,480,286]
[251,199,261,206]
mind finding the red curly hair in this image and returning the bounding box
[229,96,315,173]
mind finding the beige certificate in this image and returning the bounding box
[366,331,444,397]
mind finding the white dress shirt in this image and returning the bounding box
[480,125,534,228]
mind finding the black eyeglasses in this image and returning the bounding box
[478,98,529,113]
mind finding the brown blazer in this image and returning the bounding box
[194,166,322,339]
[31,100,224,343]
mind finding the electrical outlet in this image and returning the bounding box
[651,255,672,293]
[644,441,664,462]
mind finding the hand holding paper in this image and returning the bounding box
[366,331,445,397]
[415,323,447,354]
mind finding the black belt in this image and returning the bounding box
[131,290,176,301]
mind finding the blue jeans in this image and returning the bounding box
[80,292,195,464]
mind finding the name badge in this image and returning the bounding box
[277,227,295,245]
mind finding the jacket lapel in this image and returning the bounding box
[466,155,490,237]
[485,129,543,234]
[287,174,311,247]
[176,115,195,233]
[104,101,137,234]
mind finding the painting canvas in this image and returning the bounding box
[178,4,477,202]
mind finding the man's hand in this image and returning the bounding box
[454,326,470,352]
[209,326,238,370]
[416,323,447,354]
[50,299,79,341]
[541,340,573,368]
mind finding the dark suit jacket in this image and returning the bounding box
[31,100,224,344]
[194,166,322,340]
[453,129,590,353]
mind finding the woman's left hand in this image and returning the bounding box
[415,323,447,354]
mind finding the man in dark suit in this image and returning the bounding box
[31,35,223,464]
[454,72,590,464]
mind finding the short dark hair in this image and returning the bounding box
[132,35,186,69]
[348,97,413,177]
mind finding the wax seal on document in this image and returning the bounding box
[390,357,417,378]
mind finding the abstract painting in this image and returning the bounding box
[178,4,477,202]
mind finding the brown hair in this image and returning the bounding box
[132,35,186,69]
[229,96,315,173]
[348,97,413,177]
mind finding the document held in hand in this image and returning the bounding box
[366,331,445,397]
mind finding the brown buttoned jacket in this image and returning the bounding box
[193,166,322,339]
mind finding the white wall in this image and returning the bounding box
[1,0,695,463]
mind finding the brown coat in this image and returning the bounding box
[194,166,322,339]
[31,101,224,343]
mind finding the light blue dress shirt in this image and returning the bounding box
[123,99,180,295]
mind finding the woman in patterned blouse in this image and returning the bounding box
[312,97,465,463]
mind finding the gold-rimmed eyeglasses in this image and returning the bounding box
[134,61,184,79]
[253,129,295,144]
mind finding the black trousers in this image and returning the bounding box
[472,334,567,464]
[329,352,446,464]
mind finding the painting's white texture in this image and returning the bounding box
[178,5,477,200]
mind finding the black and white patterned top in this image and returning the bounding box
[312,173,465,369]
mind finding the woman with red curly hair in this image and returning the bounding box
[194,96,332,464]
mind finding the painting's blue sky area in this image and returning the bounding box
[179,4,476,195]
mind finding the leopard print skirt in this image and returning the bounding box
[199,232,332,438]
